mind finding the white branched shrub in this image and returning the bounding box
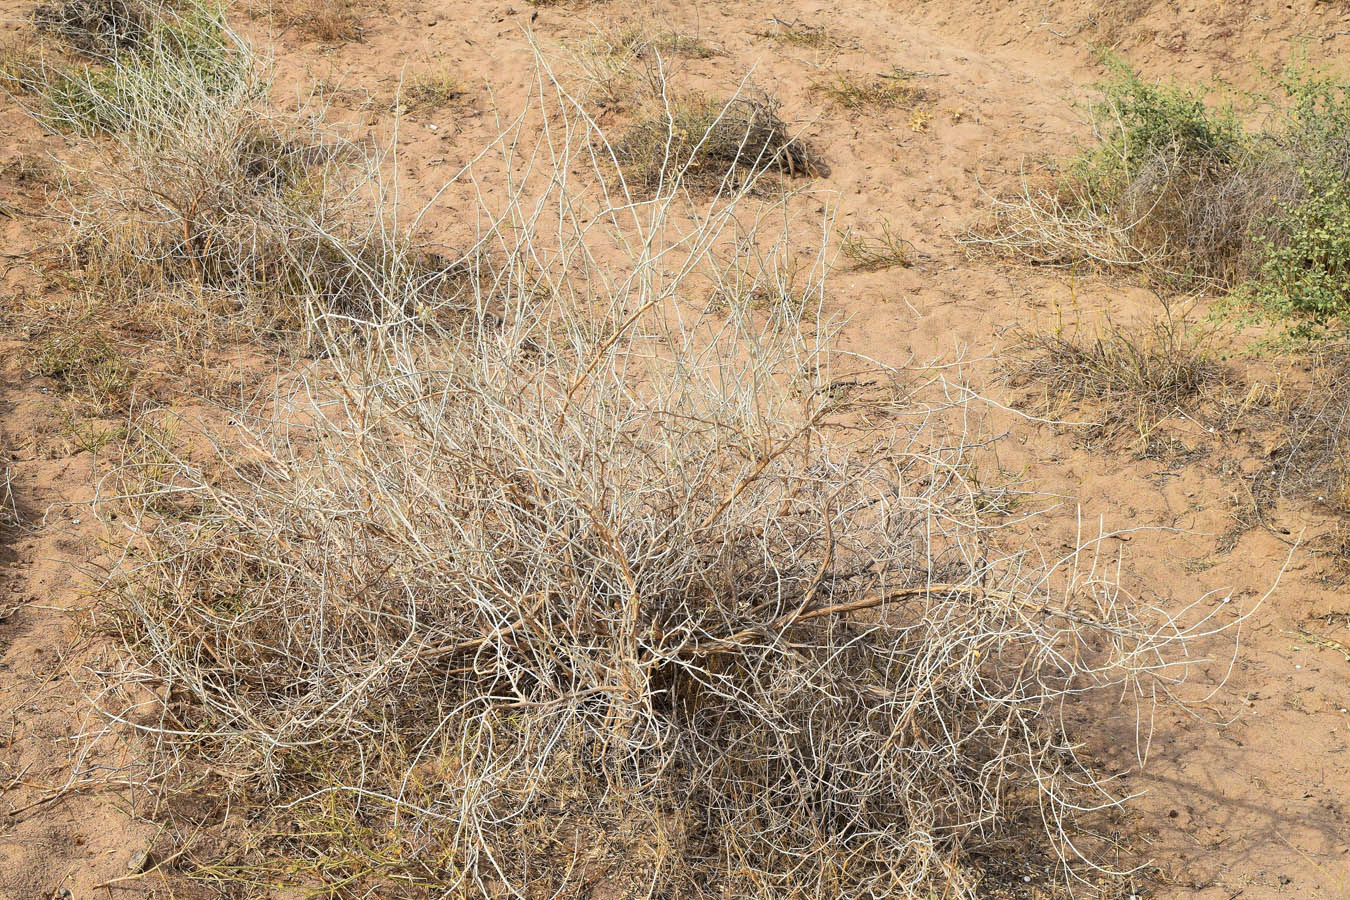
[90,52,1244,899]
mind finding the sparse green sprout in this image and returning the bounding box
[812,68,927,111]
[841,221,914,271]
[400,67,463,112]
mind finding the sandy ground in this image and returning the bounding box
[3,0,1350,896]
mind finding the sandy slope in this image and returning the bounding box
[2,0,1349,895]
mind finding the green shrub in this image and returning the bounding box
[1080,56,1242,184]
[973,56,1350,334]
[1251,171,1350,330]
[1242,68,1350,331]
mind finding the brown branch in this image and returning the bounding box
[691,583,1014,656]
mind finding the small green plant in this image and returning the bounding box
[1083,56,1242,178]
[812,68,926,111]
[400,67,462,112]
[840,221,913,270]
[1245,69,1350,331]
[1250,172,1350,331]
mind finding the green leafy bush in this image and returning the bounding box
[1243,69,1350,331]
[1080,56,1242,183]
[973,56,1350,334]
[1252,171,1350,329]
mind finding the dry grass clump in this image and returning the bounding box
[812,68,928,112]
[289,0,363,43]
[759,20,837,50]
[642,28,716,58]
[398,66,463,112]
[30,325,136,413]
[614,92,823,195]
[1007,318,1229,436]
[605,24,717,60]
[84,62,1243,900]
[1082,0,1153,48]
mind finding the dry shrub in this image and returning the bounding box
[0,463,15,530]
[289,0,363,43]
[32,0,150,55]
[62,104,384,337]
[84,59,1245,899]
[2,0,252,136]
[614,92,824,196]
[968,146,1292,286]
[1269,348,1350,511]
[1007,318,1229,436]
[565,23,715,103]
